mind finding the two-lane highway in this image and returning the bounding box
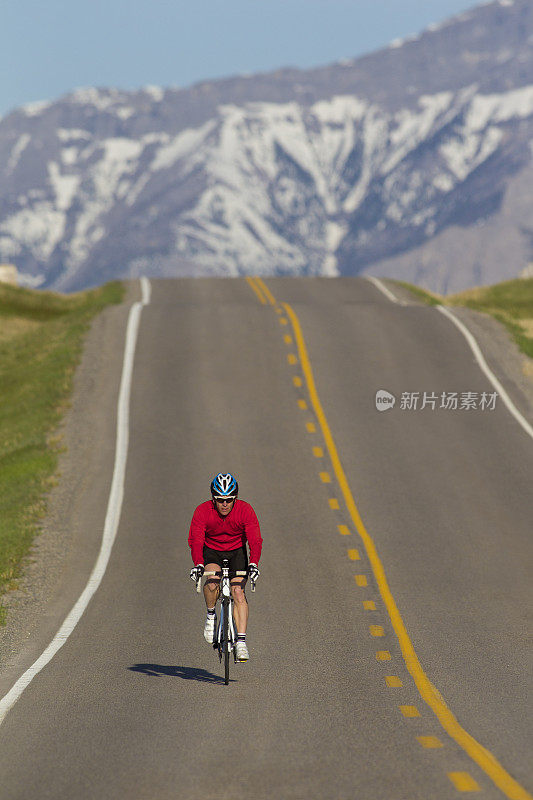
[0,277,530,799]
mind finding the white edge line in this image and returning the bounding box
[140,275,151,306]
[0,277,151,725]
[366,276,403,304]
[367,276,533,442]
[437,305,533,442]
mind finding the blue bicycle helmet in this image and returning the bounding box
[210,472,238,498]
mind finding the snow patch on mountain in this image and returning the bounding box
[143,85,164,102]
[1,204,66,261]
[57,129,92,142]
[116,107,135,120]
[151,120,216,171]
[59,137,145,281]
[70,88,120,109]
[22,100,52,117]
[6,134,30,173]
[18,272,46,288]
[440,126,503,181]
[48,162,80,210]
[467,85,533,129]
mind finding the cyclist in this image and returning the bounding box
[188,473,262,662]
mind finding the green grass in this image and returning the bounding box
[448,279,533,359]
[393,278,533,359]
[393,281,443,306]
[0,281,124,623]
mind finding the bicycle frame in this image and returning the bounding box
[196,560,255,684]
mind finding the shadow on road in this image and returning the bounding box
[129,663,231,683]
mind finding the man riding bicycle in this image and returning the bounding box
[188,473,262,662]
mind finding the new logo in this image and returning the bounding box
[375,389,396,411]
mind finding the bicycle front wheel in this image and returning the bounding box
[223,600,230,685]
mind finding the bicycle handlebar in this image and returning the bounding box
[195,570,256,592]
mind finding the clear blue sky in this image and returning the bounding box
[1,0,479,117]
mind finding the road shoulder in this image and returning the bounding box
[380,278,533,427]
[0,281,140,692]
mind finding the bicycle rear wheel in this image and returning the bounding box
[223,599,230,685]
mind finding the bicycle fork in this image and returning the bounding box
[217,601,236,654]
[216,562,236,658]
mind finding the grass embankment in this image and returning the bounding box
[394,278,533,359]
[0,281,124,624]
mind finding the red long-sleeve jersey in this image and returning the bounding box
[188,499,263,565]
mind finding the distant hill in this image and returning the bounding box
[0,0,532,292]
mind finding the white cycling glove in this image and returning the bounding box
[248,563,260,582]
[190,564,204,582]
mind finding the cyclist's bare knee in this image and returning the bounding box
[203,564,221,601]
[231,583,247,604]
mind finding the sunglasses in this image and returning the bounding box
[214,496,235,503]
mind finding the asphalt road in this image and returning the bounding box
[0,277,531,799]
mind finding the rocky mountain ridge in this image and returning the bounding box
[0,0,532,292]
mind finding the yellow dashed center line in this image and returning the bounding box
[386,676,403,688]
[287,353,298,365]
[278,298,531,800]
[337,524,351,536]
[369,625,385,637]
[376,650,391,661]
[400,705,421,718]
[245,276,267,304]
[245,278,531,800]
[448,772,481,792]
[254,276,277,306]
[284,334,293,344]
[418,736,443,749]
[347,548,360,561]
[312,446,324,458]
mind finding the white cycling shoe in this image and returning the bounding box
[203,613,216,644]
[235,640,249,661]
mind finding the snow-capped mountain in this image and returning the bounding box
[0,0,532,292]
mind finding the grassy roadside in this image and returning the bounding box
[0,281,124,624]
[393,278,533,359]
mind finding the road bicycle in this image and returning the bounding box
[196,559,256,685]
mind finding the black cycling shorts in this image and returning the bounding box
[203,545,248,576]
